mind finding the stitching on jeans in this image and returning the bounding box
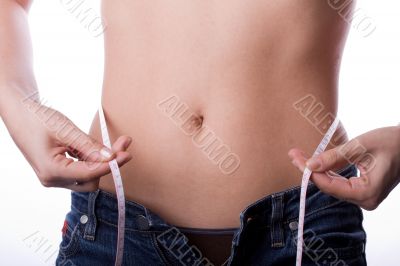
[97,217,165,233]
[292,232,366,260]
[271,194,285,248]
[268,200,361,233]
[83,192,97,241]
[59,222,81,259]
[71,205,85,215]
[270,195,277,247]
[100,190,149,211]
[144,208,153,227]
[311,200,357,218]
[244,165,356,214]
[278,197,285,247]
[151,233,172,266]
[277,195,284,246]
[288,231,366,260]
[284,199,349,225]
[71,206,165,233]
[270,197,276,248]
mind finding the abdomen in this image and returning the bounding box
[93,0,353,228]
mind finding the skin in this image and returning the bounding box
[2,0,386,229]
[93,0,354,228]
[0,0,132,192]
[289,126,400,211]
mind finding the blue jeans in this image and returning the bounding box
[56,164,366,266]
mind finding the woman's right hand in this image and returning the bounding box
[1,93,132,192]
[289,126,400,210]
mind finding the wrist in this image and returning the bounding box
[0,83,40,118]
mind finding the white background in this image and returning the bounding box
[0,1,399,265]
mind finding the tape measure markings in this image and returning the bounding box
[99,104,126,266]
[295,117,340,266]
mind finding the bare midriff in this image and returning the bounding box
[89,0,354,228]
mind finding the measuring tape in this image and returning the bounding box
[295,116,340,266]
[99,104,126,266]
[98,101,339,266]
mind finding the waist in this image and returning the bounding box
[92,82,347,227]
[71,164,359,231]
[67,164,364,265]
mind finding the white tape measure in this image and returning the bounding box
[98,102,339,266]
[99,104,126,266]
[295,117,340,266]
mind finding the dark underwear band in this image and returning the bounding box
[176,226,239,265]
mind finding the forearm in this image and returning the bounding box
[0,0,39,118]
[396,125,400,152]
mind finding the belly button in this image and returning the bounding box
[190,115,204,128]
[182,114,204,134]
[197,115,204,126]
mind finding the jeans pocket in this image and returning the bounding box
[289,202,366,265]
[58,213,82,259]
[296,230,365,265]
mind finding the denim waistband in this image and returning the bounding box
[71,189,171,233]
[70,164,357,237]
[235,164,357,238]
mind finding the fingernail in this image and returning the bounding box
[100,148,112,159]
[306,158,321,171]
[122,137,133,150]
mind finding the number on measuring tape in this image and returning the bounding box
[295,117,340,266]
[99,104,126,266]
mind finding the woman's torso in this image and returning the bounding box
[90,0,354,228]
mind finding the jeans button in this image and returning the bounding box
[80,214,89,224]
[136,215,150,230]
[289,221,298,231]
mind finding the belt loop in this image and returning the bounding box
[144,207,153,227]
[83,190,100,241]
[270,193,285,248]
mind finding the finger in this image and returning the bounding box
[78,135,132,162]
[82,135,132,167]
[289,148,370,203]
[111,135,133,152]
[305,139,366,172]
[290,147,347,173]
[311,171,370,203]
[66,135,132,160]
[288,148,309,172]
[60,135,133,191]
[50,150,132,184]
[58,122,115,162]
